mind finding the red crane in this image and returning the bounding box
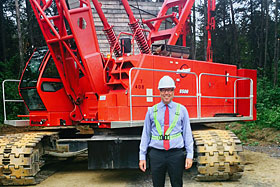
[0,0,257,185]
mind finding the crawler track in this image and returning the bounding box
[193,130,244,181]
[0,132,57,185]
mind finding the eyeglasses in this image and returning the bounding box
[160,88,174,92]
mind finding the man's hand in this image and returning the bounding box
[139,160,146,172]
[185,158,193,170]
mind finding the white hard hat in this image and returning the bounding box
[158,75,176,89]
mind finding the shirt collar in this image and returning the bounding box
[159,100,174,109]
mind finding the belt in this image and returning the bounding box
[150,147,184,152]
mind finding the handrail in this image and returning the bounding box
[199,73,253,118]
[3,72,254,124]
[2,80,23,122]
[129,67,199,122]
[234,78,254,116]
[128,70,254,122]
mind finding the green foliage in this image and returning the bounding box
[0,55,25,123]
[248,141,259,146]
[232,123,255,143]
[276,134,280,144]
[229,76,280,143]
[249,77,280,130]
[254,106,280,130]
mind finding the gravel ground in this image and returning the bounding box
[35,147,280,187]
[243,145,280,158]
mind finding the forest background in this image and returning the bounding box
[0,0,279,142]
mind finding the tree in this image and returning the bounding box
[15,0,24,77]
[273,0,279,87]
[264,0,270,74]
[0,0,6,61]
[259,0,265,69]
[25,0,34,47]
[203,0,207,60]
[229,0,241,67]
[190,2,197,59]
[211,0,231,64]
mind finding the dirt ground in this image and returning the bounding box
[34,148,280,187]
[1,124,279,187]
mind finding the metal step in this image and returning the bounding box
[4,120,29,127]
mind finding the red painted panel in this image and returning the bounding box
[98,55,253,122]
[98,94,117,121]
[237,69,257,120]
[29,111,72,126]
[37,78,73,112]
[81,92,98,120]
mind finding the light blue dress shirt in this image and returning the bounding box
[139,101,194,160]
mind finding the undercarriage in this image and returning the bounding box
[0,124,244,185]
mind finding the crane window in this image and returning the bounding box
[20,48,48,88]
[41,82,63,92]
[42,57,60,78]
[20,89,46,111]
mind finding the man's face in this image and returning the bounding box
[160,88,174,105]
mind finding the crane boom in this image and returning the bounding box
[28,0,109,121]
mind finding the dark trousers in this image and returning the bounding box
[148,148,185,187]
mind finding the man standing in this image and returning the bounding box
[139,75,193,187]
